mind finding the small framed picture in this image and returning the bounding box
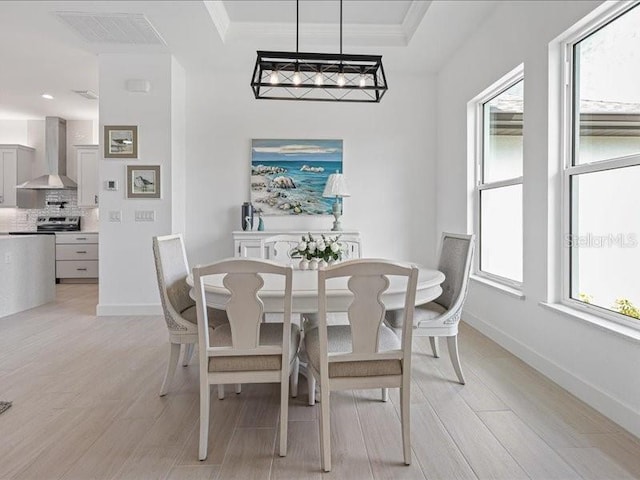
[127,165,160,199]
[104,125,138,158]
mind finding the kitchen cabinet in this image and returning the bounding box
[76,145,99,207]
[232,230,362,259]
[55,233,99,282]
[0,145,34,208]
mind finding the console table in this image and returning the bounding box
[232,230,362,259]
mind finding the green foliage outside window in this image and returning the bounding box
[577,293,639,320]
[613,298,640,319]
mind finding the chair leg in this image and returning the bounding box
[381,388,389,402]
[159,342,181,397]
[291,358,299,398]
[182,343,194,367]
[308,373,316,406]
[217,384,225,400]
[447,335,465,385]
[199,382,210,460]
[319,383,331,472]
[429,336,440,358]
[235,384,242,394]
[279,371,290,456]
[400,382,411,465]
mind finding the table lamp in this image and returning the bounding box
[322,171,350,231]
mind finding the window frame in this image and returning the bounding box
[560,1,640,329]
[472,66,525,289]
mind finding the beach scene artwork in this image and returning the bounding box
[251,139,343,215]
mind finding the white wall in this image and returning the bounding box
[184,70,438,268]
[97,53,183,315]
[0,120,28,144]
[436,0,640,437]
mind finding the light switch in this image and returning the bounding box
[109,211,121,222]
[135,210,155,222]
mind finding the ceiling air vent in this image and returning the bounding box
[55,12,166,45]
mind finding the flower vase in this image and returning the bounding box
[318,259,328,269]
[309,258,319,270]
[298,259,309,270]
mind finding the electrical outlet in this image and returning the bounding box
[135,210,155,222]
[109,211,121,222]
[4,253,11,264]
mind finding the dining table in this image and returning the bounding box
[187,261,445,404]
[187,264,445,315]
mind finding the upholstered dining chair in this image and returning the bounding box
[193,258,300,460]
[385,232,475,385]
[305,259,419,472]
[152,234,230,397]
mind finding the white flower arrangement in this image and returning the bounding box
[292,232,344,262]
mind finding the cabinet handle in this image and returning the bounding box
[95,195,98,205]
[77,268,88,271]
[76,237,87,241]
[76,251,87,254]
[0,195,3,203]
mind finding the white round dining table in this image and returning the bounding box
[187,266,445,314]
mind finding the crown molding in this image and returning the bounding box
[228,22,407,47]
[402,0,431,43]
[206,0,431,48]
[204,0,230,43]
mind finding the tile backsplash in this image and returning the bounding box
[0,190,98,232]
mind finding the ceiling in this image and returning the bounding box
[0,0,498,121]
[224,1,414,25]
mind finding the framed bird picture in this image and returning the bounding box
[127,165,160,199]
[104,125,138,158]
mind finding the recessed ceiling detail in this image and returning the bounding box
[205,0,431,47]
[55,12,166,45]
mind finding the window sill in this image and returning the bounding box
[470,275,525,300]
[539,302,640,344]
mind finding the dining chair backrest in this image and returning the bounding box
[152,233,195,331]
[260,235,301,264]
[193,258,293,358]
[434,233,475,311]
[318,259,419,366]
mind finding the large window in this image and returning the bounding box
[565,4,640,324]
[475,74,524,286]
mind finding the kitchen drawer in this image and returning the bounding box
[55,233,98,245]
[56,260,98,278]
[56,244,98,261]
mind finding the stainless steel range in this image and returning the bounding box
[36,216,81,232]
[9,216,81,235]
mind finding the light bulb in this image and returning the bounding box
[293,71,301,85]
[270,71,279,85]
[359,75,366,88]
[337,72,346,87]
[314,72,323,86]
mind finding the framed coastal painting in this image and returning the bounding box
[104,125,138,158]
[250,139,343,215]
[127,165,160,199]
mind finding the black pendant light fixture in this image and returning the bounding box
[250,0,388,103]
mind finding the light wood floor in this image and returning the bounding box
[1,284,639,480]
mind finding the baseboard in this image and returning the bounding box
[462,309,640,439]
[96,303,163,316]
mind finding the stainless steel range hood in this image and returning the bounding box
[17,117,77,190]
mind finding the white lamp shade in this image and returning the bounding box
[322,173,351,198]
